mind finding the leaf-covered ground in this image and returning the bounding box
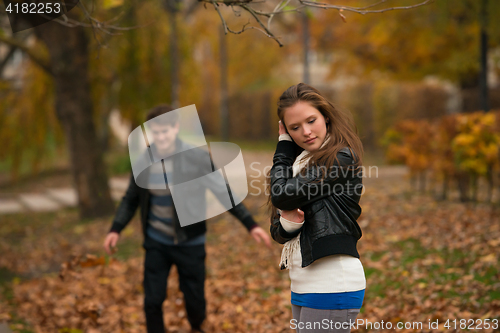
[0,162,499,333]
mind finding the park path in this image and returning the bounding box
[0,150,407,215]
[0,177,130,215]
[0,323,11,333]
[0,151,270,215]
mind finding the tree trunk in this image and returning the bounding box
[457,172,470,202]
[471,173,478,202]
[479,0,489,112]
[219,25,229,141]
[486,165,493,203]
[169,8,180,109]
[419,171,426,193]
[302,11,310,84]
[410,173,416,192]
[440,173,448,201]
[34,20,114,219]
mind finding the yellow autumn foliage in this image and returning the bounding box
[383,110,500,183]
[451,111,500,176]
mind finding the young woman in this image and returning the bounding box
[269,83,365,333]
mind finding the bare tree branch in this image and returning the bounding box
[254,6,304,17]
[299,0,433,14]
[211,0,283,46]
[1,0,434,51]
[268,0,293,28]
[0,45,17,75]
[0,32,29,76]
[199,0,432,46]
[227,21,251,33]
[352,0,389,11]
[0,34,52,75]
[230,4,242,17]
[240,4,283,46]
[212,0,229,34]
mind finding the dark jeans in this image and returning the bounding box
[143,237,206,333]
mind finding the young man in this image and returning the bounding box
[103,104,270,333]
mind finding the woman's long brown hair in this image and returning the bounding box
[267,82,364,218]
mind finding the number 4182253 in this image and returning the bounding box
[6,2,61,14]
[444,319,498,330]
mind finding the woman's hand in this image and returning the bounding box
[278,120,287,136]
[281,208,304,223]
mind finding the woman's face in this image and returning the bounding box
[282,101,328,152]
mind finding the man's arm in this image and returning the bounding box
[104,172,141,255]
[192,148,271,247]
[109,173,141,234]
[191,148,258,231]
[203,171,258,232]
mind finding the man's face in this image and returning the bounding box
[149,122,179,154]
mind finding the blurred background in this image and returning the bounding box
[0,0,499,332]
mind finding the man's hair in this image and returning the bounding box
[146,104,179,126]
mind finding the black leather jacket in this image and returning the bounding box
[269,140,363,269]
[109,138,257,243]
